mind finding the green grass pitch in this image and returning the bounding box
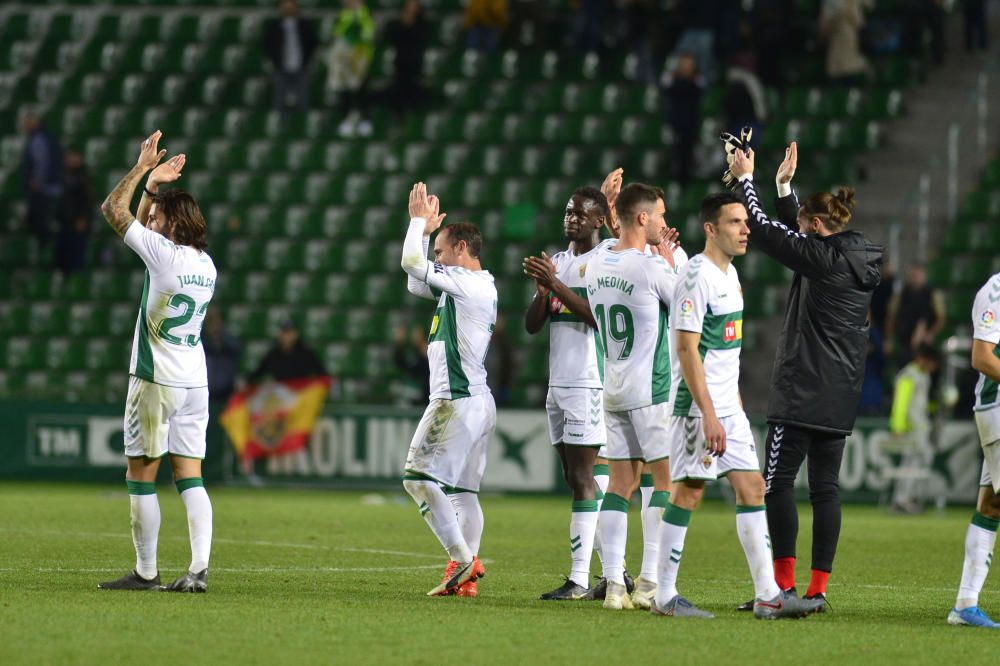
[1,482,998,665]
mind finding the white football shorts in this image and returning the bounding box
[404,392,496,492]
[670,411,760,481]
[605,402,671,462]
[123,375,209,459]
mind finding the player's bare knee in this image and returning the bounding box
[568,467,596,500]
[672,482,704,510]
[734,476,766,506]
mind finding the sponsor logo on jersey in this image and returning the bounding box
[982,309,996,327]
[680,298,694,316]
[430,315,440,335]
[724,319,743,342]
[579,264,587,278]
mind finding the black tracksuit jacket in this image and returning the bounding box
[739,177,884,436]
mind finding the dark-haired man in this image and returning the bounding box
[400,183,498,598]
[97,130,217,594]
[654,193,822,620]
[523,187,615,600]
[585,182,678,611]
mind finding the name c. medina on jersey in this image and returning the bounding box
[176,274,216,290]
[587,275,634,296]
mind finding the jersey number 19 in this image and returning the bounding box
[594,303,634,360]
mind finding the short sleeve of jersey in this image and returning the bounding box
[973,280,1000,344]
[648,255,678,306]
[124,220,176,273]
[672,262,709,334]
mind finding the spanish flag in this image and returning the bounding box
[220,376,332,460]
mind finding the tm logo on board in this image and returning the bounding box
[27,416,86,466]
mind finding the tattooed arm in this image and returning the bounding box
[101,130,166,237]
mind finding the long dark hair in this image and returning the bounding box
[153,189,208,250]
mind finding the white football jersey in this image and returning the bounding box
[973,273,1000,411]
[585,246,679,411]
[124,220,217,388]
[670,253,744,418]
[546,239,617,389]
[401,220,498,401]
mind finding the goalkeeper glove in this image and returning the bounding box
[720,126,752,190]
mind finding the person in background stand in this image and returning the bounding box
[55,147,93,275]
[203,307,242,407]
[250,319,327,384]
[21,112,64,250]
[263,0,319,115]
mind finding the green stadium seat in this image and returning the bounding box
[245,271,284,303]
[108,303,137,337]
[68,303,102,337]
[45,337,85,371]
[305,307,345,342]
[0,303,29,336]
[224,305,267,340]
[324,273,366,307]
[263,239,306,271]
[85,338,120,372]
[6,337,43,369]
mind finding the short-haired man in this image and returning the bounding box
[400,183,498,598]
[653,193,822,619]
[585,182,676,610]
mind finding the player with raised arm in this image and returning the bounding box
[947,274,1000,627]
[523,187,614,600]
[97,131,217,593]
[728,145,882,608]
[652,193,823,619]
[400,183,498,597]
[584,183,676,611]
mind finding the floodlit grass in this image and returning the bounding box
[0,483,997,665]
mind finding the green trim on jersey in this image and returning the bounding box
[651,303,671,404]
[979,346,1000,407]
[672,346,708,416]
[700,308,743,350]
[549,287,589,323]
[135,271,155,381]
[429,295,470,398]
[594,330,605,382]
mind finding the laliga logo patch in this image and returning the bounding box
[983,310,996,327]
[680,298,694,316]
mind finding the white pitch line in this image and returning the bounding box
[0,527,444,560]
[10,565,445,574]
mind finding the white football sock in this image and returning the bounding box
[449,491,484,556]
[177,478,213,573]
[656,503,691,607]
[404,479,472,563]
[957,512,999,609]
[736,506,780,600]
[640,490,669,582]
[127,480,160,580]
[599,493,629,585]
[569,500,599,587]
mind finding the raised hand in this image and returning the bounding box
[148,154,186,186]
[776,142,798,185]
[408,182,447,235]
[601,167,623,235]
[730,147,755,181]
[136,130,166,171]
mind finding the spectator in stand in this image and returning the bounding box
[203,307,243,407]
[859,322,886,415]
[622,0,659,84]
[723,43,768,147]
[263,0,319,115]
[963,0,988,53]
[486,314,515,406]
[21,112,63,249]
[888,343,939,513]
[819,0,872,86]
[465,0,508,52]
[661,52,704,187]
[385,0,429,115]
[54,147,93,275]
[572,0,606,53]
[392,324,430,406]
[870,255,895,336]
[329,0,375,138]
[672,0,721,82]
[885,264,946,369]
[250,319,327,383]
[751,0,794,90]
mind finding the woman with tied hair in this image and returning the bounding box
[727,142,883,610]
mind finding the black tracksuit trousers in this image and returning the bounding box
[763,423,847,573]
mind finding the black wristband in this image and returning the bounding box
[143,186,156,197]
